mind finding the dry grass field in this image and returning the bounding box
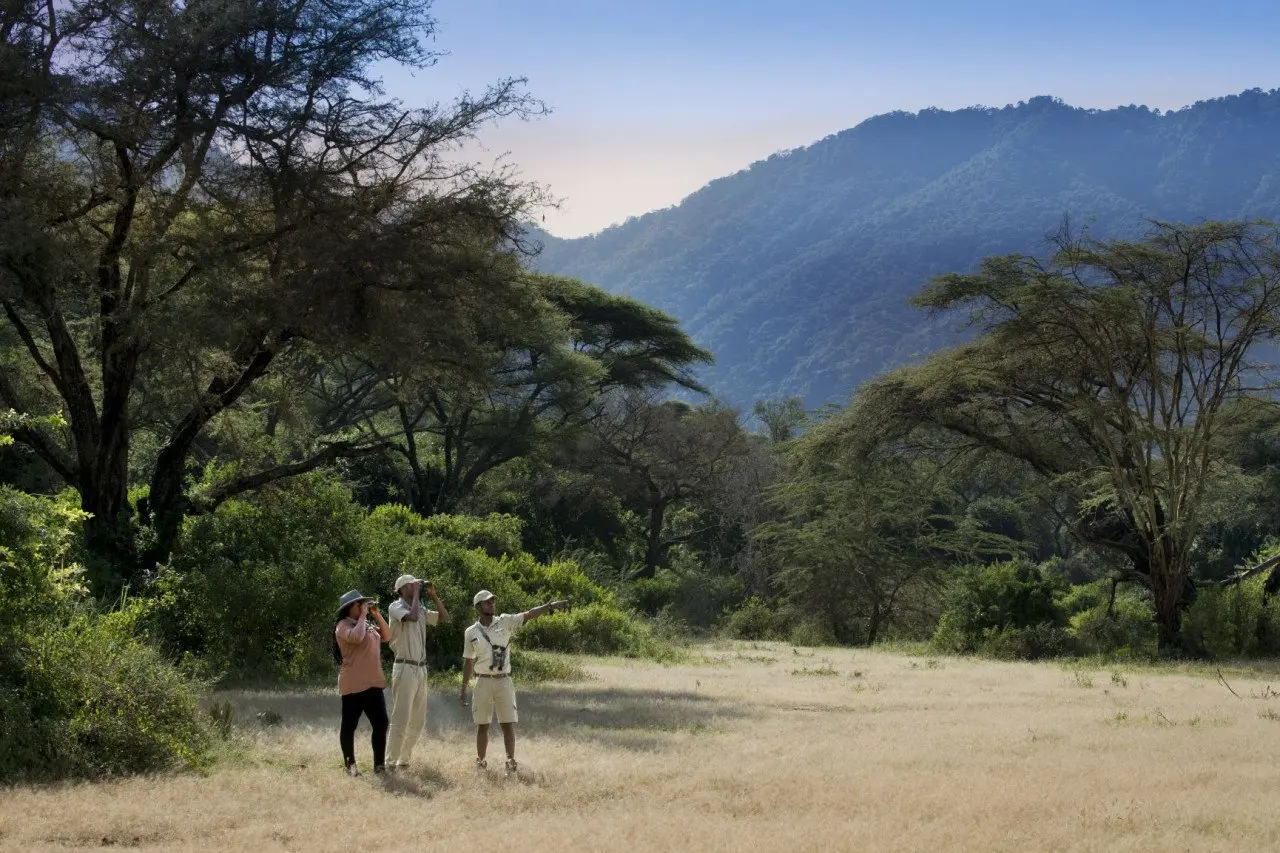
[4,643,1280,852]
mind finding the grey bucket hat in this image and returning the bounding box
[336,589,375,620]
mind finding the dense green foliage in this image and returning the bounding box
[933,560,1072,659]
[156,474,670,678]
[752,221,1280,658]
[534,90,1280,405]
[0,489,211,781]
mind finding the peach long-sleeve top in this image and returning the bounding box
[335,618,386,695]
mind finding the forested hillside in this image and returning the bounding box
[534,89,1280,404]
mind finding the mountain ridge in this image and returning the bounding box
[531,89,1280,405]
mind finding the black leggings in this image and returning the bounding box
[340,687,389,768]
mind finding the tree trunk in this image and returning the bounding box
[81,467,135,594]
[1150,562,1195,655]
[80,344,140,590]
[636,493,668,580]
[866,606,883,645]
[139,339,279,572]
[143,443,192,575]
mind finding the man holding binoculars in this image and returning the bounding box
[385,573,450,771]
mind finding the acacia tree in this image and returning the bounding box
[759,413,1025,645]
[837,222,1280,651]
[347,274,711,515]
[753,397,807,444]
[578,392,753,578]
[0,0,544,584]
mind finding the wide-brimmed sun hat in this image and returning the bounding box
[337,589,375,619]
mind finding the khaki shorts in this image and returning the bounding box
[471,676,518,725]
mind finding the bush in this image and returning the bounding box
[720,596,791,641]
[1181,575,1280,658]
[16,600,212,778]
[933,560,1067,657]
[369,505,524,558]
[159,475,671,679]
[507,648,589,683]
[0,488,210,782]
[521,602,674,659]
[788,617,836,647]
[156,474,367,679]
[631,570,681,615]
[977,623,1075,660]
[1066,582,1157,659]
[0,487,88,619]
[627,547,745,629]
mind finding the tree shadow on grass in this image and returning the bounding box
[216,684,750,754]
[517,686,751,752]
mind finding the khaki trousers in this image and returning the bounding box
[386,662,428,766]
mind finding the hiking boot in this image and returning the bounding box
[475,758,488,771]
[505,758,518,775]
[373,764,387,776]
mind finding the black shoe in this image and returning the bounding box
[374,764,387,775]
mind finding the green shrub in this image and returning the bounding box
[1067,583,1157,659]
[368,505,524,558]
[508,648,589,683]
[631,570,681,615]
[789,617,836,647]
[19,599,212,778]
[1181,574,1280,658]
[159,475,669,678]
[720,596,791,641]
[0,488,210,782]
[627,547,745,628]
[933,560,1067,656]
[521,601,672,659]
[0,487,88,619]
[977,623,1075,660]
[156,474,366,679]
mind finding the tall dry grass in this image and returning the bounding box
[3,644,1279,852]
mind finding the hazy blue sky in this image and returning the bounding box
[382,1,1280,237]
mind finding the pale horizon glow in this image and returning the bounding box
[383,1,1280,239]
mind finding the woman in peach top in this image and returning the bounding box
[332,589,391,776]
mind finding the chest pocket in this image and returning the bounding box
[475,624,508,672]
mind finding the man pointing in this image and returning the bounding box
[460,589,567,774]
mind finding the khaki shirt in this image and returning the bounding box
[388,598,440,663]
[463,613,524,675]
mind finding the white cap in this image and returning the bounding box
[394,573,421,593]
[472,589,495,606]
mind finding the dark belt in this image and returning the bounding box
[394,658,426,667]
[477,673,508,679]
